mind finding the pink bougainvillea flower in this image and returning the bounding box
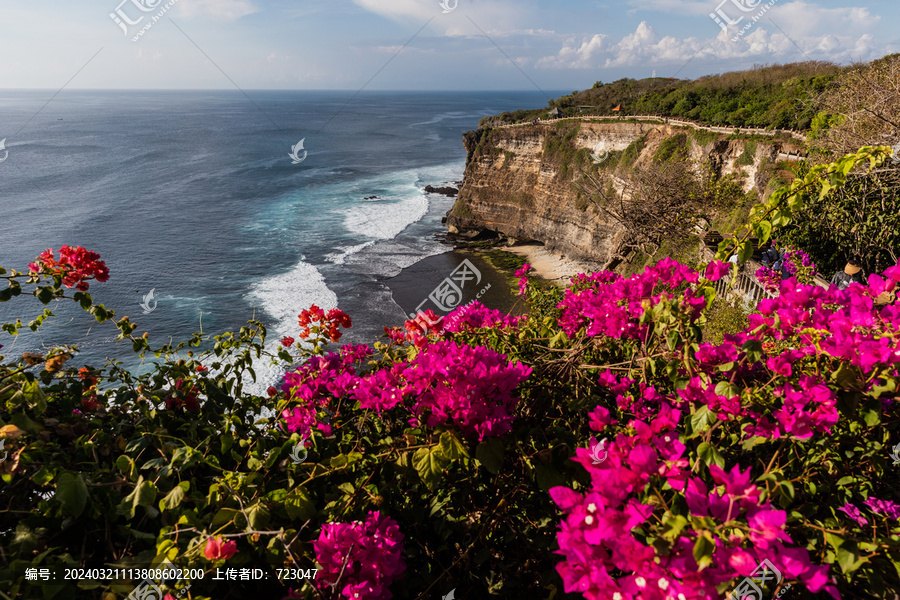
[705,260,731,281]
[863,498,900,520]
[313,511,405,600]
[838,503,869,527]
[203,536,238,560]
[515,263,532,296]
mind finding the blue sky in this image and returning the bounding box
[0,0,897,90]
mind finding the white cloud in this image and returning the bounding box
[536,34,608,68]
[538,6,888,72]
[174,0,258,21]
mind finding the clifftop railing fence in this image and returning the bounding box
[492,114,808,143]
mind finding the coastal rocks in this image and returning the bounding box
[424,185,459,197]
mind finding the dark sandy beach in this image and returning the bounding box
[384,250,524,322]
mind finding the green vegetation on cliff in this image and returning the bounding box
[481,61,841,131]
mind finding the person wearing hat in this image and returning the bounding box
[761,240,781,268]
[830,258,865,290]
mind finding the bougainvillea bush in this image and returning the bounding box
[2,146,899,600]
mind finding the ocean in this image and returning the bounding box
[0,90,554,390]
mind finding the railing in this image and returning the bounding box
[700,242,830,308]
[491,114,808,142]
[712,262,777,305]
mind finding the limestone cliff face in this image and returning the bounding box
[447,120,804,265]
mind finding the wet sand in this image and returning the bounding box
[384,250,525,320]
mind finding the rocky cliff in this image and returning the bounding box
[446,120,804,266]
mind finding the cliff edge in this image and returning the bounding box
[446,119,804,266]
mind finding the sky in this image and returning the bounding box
[0,0,897,91]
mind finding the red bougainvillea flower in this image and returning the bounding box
[398,310,445,347]
[281,336,295,347]
[298,305,352,342]
[29,245,110,292]
[165,378,200,413]
[81,395,100,411]
[267,386,278,398]
[195,365,208,373]
[203,536,238,561]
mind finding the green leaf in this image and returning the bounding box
[741,436,766,452]
[690,406,716,436]
[693,534,715,571]
[714,381,739,398]
[211,507,240,528]
[20,380,48,414]
[159,482,188,511]
[125,437,148,454]
[475,438,504,475]
[863,409,881,427]
[439,431,469,461]
[697,442,725,469]
[122,477,158,518]
[32,466,54,486]
[246,502,271,531]
[170,446,201,470]
[56,472,89,518]
[115,455,137,481]
[661,514,689,542]
[754,220,773,244]
[284,486,316,521]
[837,542,866,575]
[735,240,752,264]
[413,446,450,489]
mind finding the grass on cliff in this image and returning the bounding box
[653,132,690,162]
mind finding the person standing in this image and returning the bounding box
[830,258,865,290]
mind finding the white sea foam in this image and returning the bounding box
[245,259,338,393]
[343,185,429,240]
[325,241,376,265]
